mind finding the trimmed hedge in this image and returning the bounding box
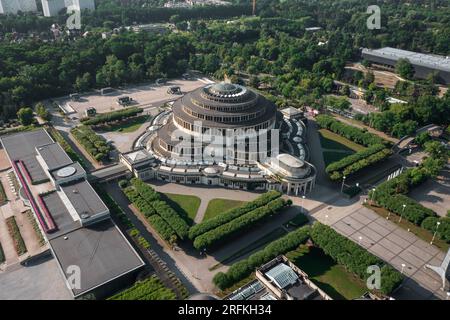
[316,114,387,146]
[421,217,450,243]
[189,190,282,240]
[6,216,27,256]
[131,179,189,240]
[193,198,288,250]
[326,144,392,180]
[108,275,176,300]
[148,215,177,242]
[310,223,403,295]
[71,125,111,161]
[316,115,392,180]
[380,194,435,225]
[213,225,311,290]
[81,107,143,126]
[122,186,176,242]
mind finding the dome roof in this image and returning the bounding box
[211,82,239,94]
[276,154,305,168]
[204,167,219,174]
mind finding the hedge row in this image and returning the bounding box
[122,186,176,242]
[148,215,177,242]
[193,198,288,250]
[326,143,386,174]
[421,217,450,243]
[108,275,176,300]
[151,200,189,240]
[6,216,27,256]
[310,223,403,295]
[70,125,111,161]
[81,107,143,126]
[213,226,311,290]
[131,179,189,240]
[123,186,156,217]
[316,114,387,146]
[380,194,435,225]
[189,190,282,240]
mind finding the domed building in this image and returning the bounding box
[120,82,316,195]
[151,82,278,164]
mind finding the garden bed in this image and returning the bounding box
[6,216,27,256]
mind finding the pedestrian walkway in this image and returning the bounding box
[311,198,447,300]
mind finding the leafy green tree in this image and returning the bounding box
[35,102,51,121]
[17,107,34,126]
[396,58,415,79]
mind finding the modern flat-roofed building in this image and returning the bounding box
[0,129,145,299]
[362,47,450,84]
[0,0,37,14]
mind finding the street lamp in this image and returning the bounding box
[325,214,329,225]
[398,204,406,223]
[371,188,376,205]
[341,176,346,193]
[401,263,406,274]
[431,221,441,245]
[301,195,306,213]
[358,236,362,246]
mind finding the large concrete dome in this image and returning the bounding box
[150,82,278,164]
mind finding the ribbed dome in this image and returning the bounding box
[210,82,240,95]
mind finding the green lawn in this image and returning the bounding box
[106,115,150,133]
[319,129,365,152]
[162,193,201,226]
[286,245,367,300]
[318,129,365,167]
[203,198,247,221]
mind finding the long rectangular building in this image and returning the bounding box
[362,47,450,84]
[0,129,145,299]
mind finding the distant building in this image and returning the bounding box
[125,24,169,35]
[362,47,450,84]
[0,0,37,14]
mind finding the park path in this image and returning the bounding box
[149,182,260,223]
[307,195,447,300]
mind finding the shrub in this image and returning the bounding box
[421,217,450,243]
[81,107,143,126]
[310,223,403,295]
[118,179,129,189]
[6,216,27,256]
[193,198,287,250]
[189,190,282,240]
[71,125,111,162]
[316,114,387,146]
[108,275,176,300]
[148,215,178,242]
[131,179,189,240]
[213,226,310,290]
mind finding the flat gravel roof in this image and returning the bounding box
[37,142,73,171]
[50,219,145,297]
[60,179,108,219]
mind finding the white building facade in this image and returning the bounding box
[0,0,37,14]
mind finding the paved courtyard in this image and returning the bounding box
[0,257,72,300]
[408,169,450,217]
[54,78,209,118]
[311,198,449,300]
